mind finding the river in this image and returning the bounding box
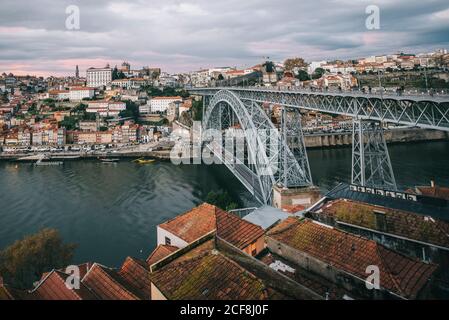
[1,140,448,267]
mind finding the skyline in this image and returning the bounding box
[0,0,449,76]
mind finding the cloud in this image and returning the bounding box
[0,0,448,76]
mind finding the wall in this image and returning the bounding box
[265,236,392,300]
[150,283,167,300]
[156,226,188,248]
[304,128,449,148]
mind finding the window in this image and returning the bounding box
[374,210,387,232]
[249,242,257,256]
[165,237,171,246]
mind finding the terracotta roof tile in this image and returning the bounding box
[416,186,449,201]
[151,248,274,300]
[159,203,265,250]
[267,217,438,299]
[216,209,265,249]
[316,199,449,248]
[118,257,152,300]
[82,264,141,300]
[159,203,217,243]
[147,245,179,265]
[32,270,97,300]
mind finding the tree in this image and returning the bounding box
[312,67,326,79]
[119,100,139,121]
[296,70,311,81]
[0,228,76,289]
[112,67,126,80]
[284,57,307,71]
[59,116,78,130]
[205,191,238,211]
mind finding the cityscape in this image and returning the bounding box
[1,0,449,313]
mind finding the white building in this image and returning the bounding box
[308,61,328,74]
[69,87,95,101]
[86,100,126,117]
[149,96,183,113]
[86,67,113,88]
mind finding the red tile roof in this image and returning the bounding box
[216,208,265,249]
[267,217,438,299]
[415,186,449,201]
[159,203,217,243]
[147,245,179,265]
[282,204,306,214]
[150,247,273,300]
[118,257,152,300]
[32,270,97,300]
[316,199,449,248]
[82,264,141,300]
[159,203,265,250]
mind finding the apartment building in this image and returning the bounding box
[148,96,182,113]
[69,87,95,101]
[86,67,113,88]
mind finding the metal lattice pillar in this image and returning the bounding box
[280,107,313,188]
[351,119,397,190]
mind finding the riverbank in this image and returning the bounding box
[0,150,172,161]
[1,128,447,161]
[304,128,449,148]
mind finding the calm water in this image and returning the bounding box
[1,141,448,267]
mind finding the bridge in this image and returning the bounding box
[189,87,449,205]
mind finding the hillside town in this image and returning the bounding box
[1,48,449,155]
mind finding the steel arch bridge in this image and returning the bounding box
[202,90,312,204]
[190,87,449,205]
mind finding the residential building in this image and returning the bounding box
[86,101,126,117]
[149,96,183,113]
[69,87,95,101]
[86,67,113,88]
[157,203,265,257]
[266,217,439,299]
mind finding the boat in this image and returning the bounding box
[35,159,63,166]
[99,158,120,163]
[133,158,156,164]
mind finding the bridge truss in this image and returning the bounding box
[192,87,449,203]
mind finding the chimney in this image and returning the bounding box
[431,180,435,188]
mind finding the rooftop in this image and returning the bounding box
[147,244,179,265]
[312,198,449,249]
[326,183,449,222]
[150,240,280,300]
[159,203,265,249]
[82,263,142,300]
[267,217,438,299]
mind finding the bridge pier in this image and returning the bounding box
[351,119,397,190]
[272,185,321,211]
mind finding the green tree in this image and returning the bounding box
[119,100,139,121]
[312,67,326,79]
[296,70,311,81]
[205,191,238,211]
[0,228,76,289]
[59,116,79,130]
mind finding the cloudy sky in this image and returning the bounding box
[1,0,448,76]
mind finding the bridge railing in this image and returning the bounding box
[192,85,449,99]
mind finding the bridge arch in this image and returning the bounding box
[202,90,311,204]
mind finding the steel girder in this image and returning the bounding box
[351,120,397,190]
[280,107,313,187]
[190,88,449,131]
[202,90,311,204]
